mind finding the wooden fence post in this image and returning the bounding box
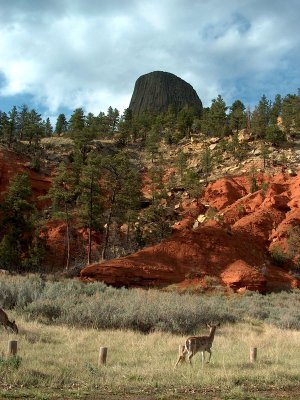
[7,340,17,356]
[98,347,108,366]
[250,347,257,362]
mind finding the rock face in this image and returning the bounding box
[129,71,202,116]
[81,171,300,293]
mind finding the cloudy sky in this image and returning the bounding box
[0,0,299,121]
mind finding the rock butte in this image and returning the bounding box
[129,71,203,116]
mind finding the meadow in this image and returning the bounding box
[1,275,300,399]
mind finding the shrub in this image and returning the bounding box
[2,275,300,333]
[269,244,289,266]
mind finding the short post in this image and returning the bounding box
[8,340,18,356]
[250,347,257,362]
[98,347,108,366]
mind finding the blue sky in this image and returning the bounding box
[0,0,299,121]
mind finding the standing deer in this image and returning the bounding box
[0,308,18,334]
[175,322,220,367]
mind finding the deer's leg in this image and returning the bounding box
[206,349,212,363]
[175,348,187,367]
[187,351,194,366]
[201,351,205,366]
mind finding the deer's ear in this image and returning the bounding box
[207,323,211,328]
[12,320,15,323]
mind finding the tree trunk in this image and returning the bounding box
[101,190,116,260]
[102,208,112,260]
[65,204,70,270]
[87,175,94,265]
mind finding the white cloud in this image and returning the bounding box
[0,0,299,116]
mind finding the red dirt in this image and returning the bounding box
[0,148,51,206]
[81,171,300,292]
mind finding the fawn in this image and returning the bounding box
[175,322,220,367]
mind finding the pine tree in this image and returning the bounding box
[107,106,120,135]
[76,153,103,264]
[69,108,85,133]
[145,127,160,163]
[44,117,53,137]
[251,95,271,139]
[199,147,213,182]
[0,173,37,271]
[100,153,141,259]
[207,95,228,137]
[55,113,68,135]
[7,106,18,147]
[282,93,300,136]
[45,163,77,269]
[17,104,29,141]
[229,100,247,133]
[270,94,282,125]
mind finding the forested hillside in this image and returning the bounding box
[0,90,299,291]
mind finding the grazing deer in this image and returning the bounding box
[175,323,220,367]
[0,308,18,334]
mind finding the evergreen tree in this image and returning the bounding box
[270,94,282,125]
[27,109,44,146]
[182,170,202,201]
[199,147,213,182]
[260,143,271,169]
[0,173,37,271]
[229,100,247,133]
[281,93,300,135]
[7,106,18,147]
[44,117,53,137]
[69,108,96,160]
[145,127,160,163]
[208,95,228,137]
[77,153,103,264]
[45,163,78,269]
[55,113,68,135]
[100,153,141,259]
[265,124,286,146]
[251,95,271,139]
[17,104,29,141]
[69,108,85,134]
[118,108,133,145]
[0,112,10,144]
[176,151,188,179]
[107,106,120,135]
[176,105,195,141]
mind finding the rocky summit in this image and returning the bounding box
[128,71,202,116]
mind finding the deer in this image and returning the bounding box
[0,308,18,334]
[175,322,220,367]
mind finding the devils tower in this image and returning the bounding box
[128,71,202,116]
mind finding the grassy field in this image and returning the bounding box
[1,316,300,399]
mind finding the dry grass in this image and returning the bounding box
[1,316,300,399]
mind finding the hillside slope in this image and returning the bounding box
[81,171,300,292]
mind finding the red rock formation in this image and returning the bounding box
[0,148,51,206]
[220,260,267,292]
[81,171,300,292]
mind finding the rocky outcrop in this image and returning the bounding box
[220,260,267,292]
[81,171,300,293]
[0,148,51,207]
[129,71,202,116]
